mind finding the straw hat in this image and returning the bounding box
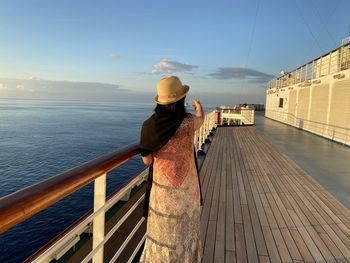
[154,76,189,105]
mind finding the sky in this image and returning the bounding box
[0,0,349,105]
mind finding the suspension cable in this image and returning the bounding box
[294,0,325,53]
[238,0,261,103]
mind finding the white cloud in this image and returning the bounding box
[208,67,275,83]
[0,83,8,91]
[152,59,197,74]
[110,53,121,60]
[0,77,144,101]
[16,84,25,91]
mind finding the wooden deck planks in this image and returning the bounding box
[200,126,350,263]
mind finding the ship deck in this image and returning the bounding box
[200,126,350,263]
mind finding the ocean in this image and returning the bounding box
[0,99,159,262]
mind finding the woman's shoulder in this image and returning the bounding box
[182,113,194,123]
[186,112,194,119]
[178,113,195,129]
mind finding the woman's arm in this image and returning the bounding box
[142,154,153,166]
[193,99,204,130]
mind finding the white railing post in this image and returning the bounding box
[201,125,203,146]
[305,64,308,81]
[92,173,107,263]
[194,130,198,151]
[197,130,200,150]
[207,116,209,134]
[339,45,344,70]
[198,129,200,149]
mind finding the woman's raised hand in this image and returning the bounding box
[192,99,202,111]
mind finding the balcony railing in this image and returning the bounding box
[267,41,350,90]
[265,109,350,146]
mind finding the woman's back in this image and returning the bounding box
[140,114,202,263]
[153,114,197,188]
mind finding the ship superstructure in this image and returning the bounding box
[265,38,350,145]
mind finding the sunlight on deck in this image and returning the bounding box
[200,126,350,263]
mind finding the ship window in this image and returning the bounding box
[279,98,284,108]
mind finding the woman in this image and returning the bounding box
[139,76,204,263]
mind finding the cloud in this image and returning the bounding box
[110,53,121,60]
[0,83,8,91]
[0,77,129,101]
[16,84,25,91]
[28,76,41,80]
[152,59,197,74]
[208,67,275,83]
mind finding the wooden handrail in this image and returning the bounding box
[0,141,140,234]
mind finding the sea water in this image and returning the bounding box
[0,99,156,262]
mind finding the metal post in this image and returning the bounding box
[202,119,205,144]
[93,173,106,263]
[205,117,208,138]
[198,129,201,150]
[339,46,344,71]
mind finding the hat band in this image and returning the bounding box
[158,93,183,99]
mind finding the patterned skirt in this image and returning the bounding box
[140,170,201,263]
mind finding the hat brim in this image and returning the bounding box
[154,85,189,105]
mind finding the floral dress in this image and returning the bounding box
[140,114,202,263]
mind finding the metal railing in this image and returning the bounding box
[265,109,350,146]
[0,142,147,263]
[220,107,255,126]
[0,110,218,262]
[193,108,256,151]
[194,110,216,151]
[267,42,350,90]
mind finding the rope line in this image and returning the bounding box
[294,0,325,53]
[238,0,261,103]
[310,0,338,46]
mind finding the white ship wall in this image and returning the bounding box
[265,68,350,146]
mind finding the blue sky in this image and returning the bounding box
[0,0,349,104]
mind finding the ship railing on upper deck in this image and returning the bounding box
[267,41,350,90]
[265,109,350,146]
[0,110,217,263]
